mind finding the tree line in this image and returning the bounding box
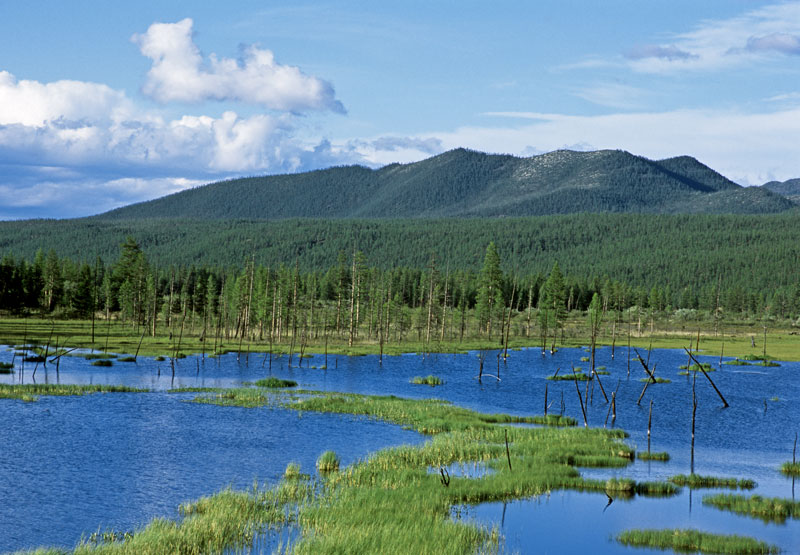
[2,239,799,350]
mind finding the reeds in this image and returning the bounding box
[637,451,670,461]
[316,451,341,472]
[411,375,443,386]
[616,529,779,554]
[702,493,800,523]
[0,384,146,402]
[780,462,800,476]
[547,372,588,381]
[254,377,297,388]
[638,377,671,384]
[669,474,756,489]
[84,353,116,360]
[679,363,715,372]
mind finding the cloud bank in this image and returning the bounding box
[0,18,356,218]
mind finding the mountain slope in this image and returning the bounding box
[763,178,800,203]
[96,149,795,219]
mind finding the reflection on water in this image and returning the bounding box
[1,345,799,553]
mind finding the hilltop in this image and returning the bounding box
[95,149,795,220]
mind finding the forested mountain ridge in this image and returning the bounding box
[95,148,796,219]
[763,178,800,203]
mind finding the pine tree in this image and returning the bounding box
[475,242,503,337]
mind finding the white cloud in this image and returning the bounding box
[626,1,800,72]
[0,70,133,127]
[132,18,344,112]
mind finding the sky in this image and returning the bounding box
[2,1,800,219]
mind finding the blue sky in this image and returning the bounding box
[2,1,800,218]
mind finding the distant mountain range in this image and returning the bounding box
[96,148,796,219]
[762,178,800,204]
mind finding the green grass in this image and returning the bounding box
[91,360,113,367]
[546,372,588,381]
[254,377,298,388]
[117,356,136,362]
[316,450,341,472]
[84,353,116,360]
[0,362,13,373]
[580,356,590,362]
[639,377,671,384]
[703,493,800,523]
[167,387,225,394]
[724,359,753,366]
[283,462,308,480]
[0,384,147,402]
[411,375,443,386]
[616,528,779,554]
[637,451,670,461]
[780,462,800,476]
[634,481,681,497]
[668,474,756,489]
[679,363,715,372]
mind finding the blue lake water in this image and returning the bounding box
[1,345,799,553]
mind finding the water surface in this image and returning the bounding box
[1,345,798,553]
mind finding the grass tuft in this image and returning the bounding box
[91,359,113,367]
[316,450,341,472]
[254,377,297,388]
[547,372,588,381]
[669,474,756,489]
[411,375,443,386]
[780,462,800,476]
[638,451,670,461]
[703,493,800,523]
[638,377,671,384]
[616,528,779,554]
[0,384,147,402]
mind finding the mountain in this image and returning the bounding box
[96,149,796,219]
[763,178,800,203]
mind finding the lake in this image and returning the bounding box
[1,345,798,553]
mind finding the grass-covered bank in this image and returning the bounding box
[616,529,779,554]
[2,314,799,361]
[0,384,147,402]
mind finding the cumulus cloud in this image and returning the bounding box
[0,70,294,175]
[0,70,132,127]
[133,18,345,112]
